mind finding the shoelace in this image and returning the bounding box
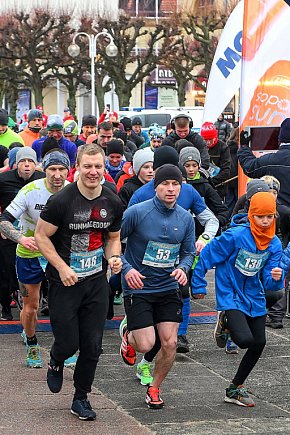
[80,399,92,410]
[229,385,248,398]
[148,387,162,402]
[140,364,151,377]
[235,386,248,397]
[28,346,40,360]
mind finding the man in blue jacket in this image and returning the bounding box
[120,164,195,409]
[129,146,219,354]
[32,115,77,166]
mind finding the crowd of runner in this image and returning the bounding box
[0,104,290,419]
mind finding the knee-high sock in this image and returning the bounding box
[178,297,190,336]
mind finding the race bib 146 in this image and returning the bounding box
[70,247,103,278]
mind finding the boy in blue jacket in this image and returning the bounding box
[191,192,284,407]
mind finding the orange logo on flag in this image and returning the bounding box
[241,60,290,129]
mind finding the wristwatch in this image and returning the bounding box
[200,233,210,241]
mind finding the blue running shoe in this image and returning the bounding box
[225,337,239,354]
[71,399,96,420]
[21,330,27,345]
[26,344,42,368]
[64,354,78,368]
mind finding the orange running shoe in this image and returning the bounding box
[145,386,164,409]
[120,329,136,366]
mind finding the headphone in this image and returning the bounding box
[170,114,193,130]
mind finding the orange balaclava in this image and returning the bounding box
[248,192,276,251]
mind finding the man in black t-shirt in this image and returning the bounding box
[35,144,123,421]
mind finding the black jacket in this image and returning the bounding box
[227,140,238,190]
[0,169,45,212]
[118,175,144,209]
[187,175,228,236]
[0,169,45,246]
[168,131,210,170]
[128,131,144,148]
[238,143,290,207]
[208,140,231,198]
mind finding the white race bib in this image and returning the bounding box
[142,241,180,268]
[70,247,103,278]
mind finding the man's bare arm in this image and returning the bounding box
[0,220,22,243]
[103,230,122,260]
[104,230,122,274]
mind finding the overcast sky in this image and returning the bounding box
[0,0,119,19]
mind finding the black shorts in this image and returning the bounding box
[124,289,183,331]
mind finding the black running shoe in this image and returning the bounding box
[176,334,190,353]
[1,306,13,321]
[71,399,96,420]
[47,361,64,393]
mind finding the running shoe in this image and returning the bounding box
[21,329,27,345]
[176,334,190,353]
[0,306,13,321]
[64,354,78,368]
[71,399,96,420]
[224,384,255,407]
[214,311,229,348]
[12,290,23,310]
[120,329,136,366]
[114,294,123,305]
[26,344,42,368]
[47,361,64,393]
[136,361,153,386]
[145,386,164,409]
[119,316,127,339]
[225,337,239,354]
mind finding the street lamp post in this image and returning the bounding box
[68,32,118,116]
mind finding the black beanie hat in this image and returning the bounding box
[131,116,142,126]
[113,129,127,144]
[153,145,179,170]
[154,164,183,189]
[106,139,124,156]
[175,139,194,154]
[82,115,97,127]
[161,137,175,147]
[120,117,132,131]
[41,137,60,159]
[0,109,9,126]
[279,118,290,143]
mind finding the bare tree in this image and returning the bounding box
[0,12,74,107]
[156,12,229,106]
[93,15,181,108]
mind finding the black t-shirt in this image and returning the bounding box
[0,145,8,168]
[40,183,123,282]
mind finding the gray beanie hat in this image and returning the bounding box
[133,148,154,175]
[47,114,64,131]
[246,179,270,200]
[179,146,201,166]
[16,147,37,166]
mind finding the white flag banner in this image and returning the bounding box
[202,0,243,123]
[240,0,290,129]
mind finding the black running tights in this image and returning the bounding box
[226,310,266,386]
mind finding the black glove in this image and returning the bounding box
[240,130,252,146]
